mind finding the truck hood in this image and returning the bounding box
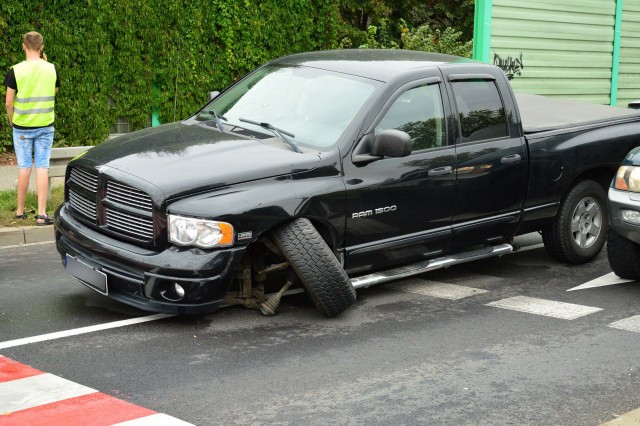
[79,122,321,199]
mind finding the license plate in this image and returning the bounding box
[66,255,108,295]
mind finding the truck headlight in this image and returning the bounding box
[168,215,234,248]
[615,165,640,192]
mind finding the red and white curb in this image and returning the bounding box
[0,356,193,425]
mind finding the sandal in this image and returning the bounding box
[15,213,28,219]
[36,214,54,226]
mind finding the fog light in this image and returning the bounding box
[159,282,186,302]
[174,283,185,299]
[622,209,640,225]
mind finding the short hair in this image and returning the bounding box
[23,31,43,52]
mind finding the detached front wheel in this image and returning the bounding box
[542,180,608,264]
[273,218,356,317]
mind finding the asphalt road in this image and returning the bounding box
[2,235,640,425]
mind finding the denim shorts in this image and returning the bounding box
[13,126,55,169]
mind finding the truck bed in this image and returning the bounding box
[515,93,640,135]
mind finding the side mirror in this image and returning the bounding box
[208,91,220,101]
[371,129,412,158]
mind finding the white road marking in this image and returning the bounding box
[567,272,635,292]
[390,280,488,300]
[609,315,640,333]
[0,314,173,350]
[486,296,603,320]
[0,373,97,413]
[602,406,640,424]
[114,413,196,425]
[0,357,194,424]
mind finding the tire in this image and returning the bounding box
[542,180,608,264]
[272,218,356,317]
[607,229,640,280]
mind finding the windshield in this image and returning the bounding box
[198,64,381,149]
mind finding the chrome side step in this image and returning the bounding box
[350,243,513,290]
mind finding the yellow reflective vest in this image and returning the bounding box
[12,60,57,127]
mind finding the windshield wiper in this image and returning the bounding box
[197,110,227,133]
[239,118,302,153]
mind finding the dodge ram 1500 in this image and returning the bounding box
[55,50,640,317]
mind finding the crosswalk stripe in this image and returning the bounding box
[389,279,489,300]
[0,356,194,425]
[0,356,42,383]
[609,315,640,333]
[486,296,603,320]
[0,373,97,414]
[2,392,156,425]
[114,413,197,425]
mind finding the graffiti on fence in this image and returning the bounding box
[494,53,524,80]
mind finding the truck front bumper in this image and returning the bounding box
[609,187,640,245]
[54,204,246,315]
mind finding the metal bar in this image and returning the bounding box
[350,244,513,290]
[473,0,493,63]
[610,0,624,106]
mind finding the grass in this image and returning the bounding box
[0,185,65,227]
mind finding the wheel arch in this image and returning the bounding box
[541,178,609,264]
[306,217,342,252]
[567,166,615,195]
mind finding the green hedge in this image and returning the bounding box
[0,0,340,151]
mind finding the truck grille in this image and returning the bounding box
[105,208,155,240]
[67,166,157,244]
[69,189,97,221]
[70,167,98,192]
[106,181,153,212]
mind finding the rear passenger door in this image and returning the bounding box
[441,69,527,250]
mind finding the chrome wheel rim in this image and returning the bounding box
[570,196,602,249]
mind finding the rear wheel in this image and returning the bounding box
[542,180,608,264]
[607,229,640,280]
[272,218,356,317]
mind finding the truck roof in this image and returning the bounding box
[273,50,640,135]
[271,49,471,81]
[516,93,640,135]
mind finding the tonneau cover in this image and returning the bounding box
[515,93,640,135]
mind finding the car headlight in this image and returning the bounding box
[614,165,640,192]
[168,214,234,249]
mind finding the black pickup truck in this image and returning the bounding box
[54,50,640,317]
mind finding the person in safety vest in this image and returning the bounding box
[4,31,60,226]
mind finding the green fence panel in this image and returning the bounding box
[618,0,640,107]
[487,0,617,105]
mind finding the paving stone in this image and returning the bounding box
[0,227,25,246]
[24,226,55,244]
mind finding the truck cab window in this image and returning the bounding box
[375,84,445,151]
[451,80,508,143]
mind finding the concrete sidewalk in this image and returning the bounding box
[0,225,54,246]
[0,164,58,247]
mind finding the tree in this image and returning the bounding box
[402,26,473,57]
[338,0,475,48]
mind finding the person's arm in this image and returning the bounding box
[5,87,15,127]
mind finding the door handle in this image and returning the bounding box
[501,154,521,164]
[428,166,453,177]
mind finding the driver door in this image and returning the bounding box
[342,77,457,275]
